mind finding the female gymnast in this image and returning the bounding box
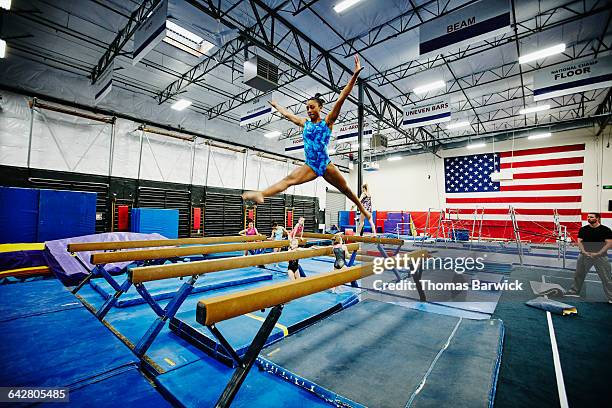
[242,55,375,234]
[239,218,259,256]
[358,183,376,235]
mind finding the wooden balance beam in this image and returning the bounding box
[67,235,267,252]
[195,248,429,408]
[129,243,360,284]
[302,232,404,246]
[90,240,294,265]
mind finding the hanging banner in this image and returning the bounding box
[403,97,451,128]
[333,120,372,142]
[285,136,303,152]
[94,61,114,104]
[533,55,612,101]
[240,94,273,126]
[133,0,168,65]
[419,0,511,56]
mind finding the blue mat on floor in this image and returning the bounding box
[37,365,170,408]
[0,306,138,388]
[170,288,360,366]
[260,300,504,408]
[0,279,81,322]
[89,268,273,307]
[155,356,332,408]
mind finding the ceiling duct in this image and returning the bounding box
[244,56,279,92]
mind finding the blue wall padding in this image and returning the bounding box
[38,190,97,242]
[131,208,179,239]
[0,187,39,243]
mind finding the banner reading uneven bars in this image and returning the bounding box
[240,94,273,126]
[419,0,511,56]
[403,97,451,128]
[533,55,612,101]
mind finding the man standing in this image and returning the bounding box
[566,212,612,302]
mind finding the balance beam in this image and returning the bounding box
[90,240,292,264]
[196,249,429,325]
[130,243,360,284]
[67,235,266,252]
[302,232,404,246]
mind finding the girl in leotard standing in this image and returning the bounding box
[358,183,377,236]
[330,234,349,293]
[289,217,305,240]
[241,55,375,232]
[239,219,259,256]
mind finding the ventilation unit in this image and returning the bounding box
[244,56,279,92]
[371,133,388,148]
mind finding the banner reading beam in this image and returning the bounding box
[533,55,612,101]
[419,0,511,56]
[240,94,273,126]
[403,98,451,128]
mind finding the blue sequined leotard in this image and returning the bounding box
[303,119,332,177]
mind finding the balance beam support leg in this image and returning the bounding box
[412,264,426,302]
[347,250,357,267]
[134,277,198,357]
[214,304,284,408]
[207,324,244,368]
[298,265,306,278]
[72,271,94,295]
[377,243,401,281]
[96,281,131,320]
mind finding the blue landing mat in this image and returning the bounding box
[155,356,332,408]
[260,300,504,408]
[37,365,170,408]
[0,306,138,388]
[170,288,360,366]
[89,268,273,307]
[0,279,81,322]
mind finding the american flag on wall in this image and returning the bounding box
[443,143,585,225]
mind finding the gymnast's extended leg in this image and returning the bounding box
[242,164,318,203]
[323,163,376,234]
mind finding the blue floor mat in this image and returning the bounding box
[0,279,81,322]
[0,306,138,388]
[155,357,332,408]
[89,267,273,307]
[38,365,171,408]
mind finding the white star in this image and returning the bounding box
[494,186,499,190]
[478,182,482,186]
[484,187,488,190]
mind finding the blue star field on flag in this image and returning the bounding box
[444,153,500,194]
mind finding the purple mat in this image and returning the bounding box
[44,232,166,286]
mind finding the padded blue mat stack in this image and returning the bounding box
[0,279,170,407]
[131,208,179,239]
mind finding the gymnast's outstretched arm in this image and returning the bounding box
[326,55,363,127]
[269,101,306,127]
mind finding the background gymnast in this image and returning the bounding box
[242,55,376,235]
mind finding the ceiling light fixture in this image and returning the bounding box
[163,21,215,57]
[334,0,364,13]
[387,156,402,161]
[171,99,192,111]
[264,130,281,138]
[0,39,5,59]
[467,142,486,149]
[527,132,552,140]
[519,104,550,115]
[519,43,566,64]
[413,80,445,95]
[0,0,10,11]
[446,120,470,130]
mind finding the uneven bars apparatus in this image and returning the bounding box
[196,249,430,408]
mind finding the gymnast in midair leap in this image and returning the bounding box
[242,55,376,235]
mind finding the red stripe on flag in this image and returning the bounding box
[449,208,582,216]
[499,143,585,158]
[500,156,584,169]
[446,196,581,203]
[501,183,582,191]
[512,170,583,179]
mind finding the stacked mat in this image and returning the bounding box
[384,212,410,235]
[131,208,179,239]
